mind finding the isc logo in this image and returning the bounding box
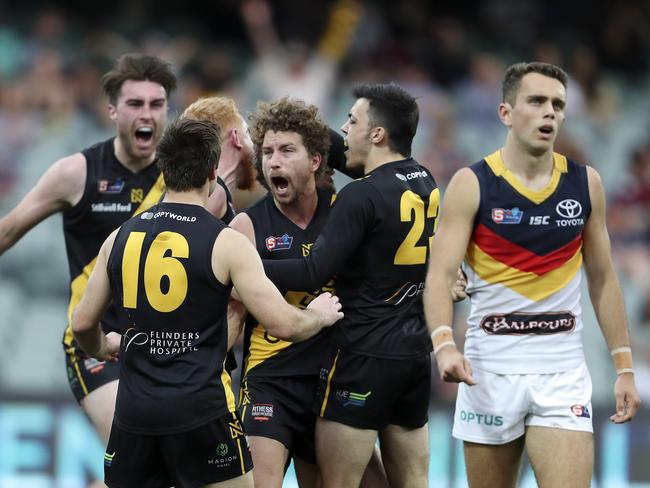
[529,215,550,225]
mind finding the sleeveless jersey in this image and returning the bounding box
[62,138,165,349]
[107,202,234,434]
[463,151,591,374]
[264,158,439,359]
[242,187,335,378]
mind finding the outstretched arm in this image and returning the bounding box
[582,166,641,423]
[0,153,86,254]
[263,181,372,290]
[424,168,479,385]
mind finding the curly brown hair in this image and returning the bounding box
[249,97,330,186]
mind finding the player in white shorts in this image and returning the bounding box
[424,61,641,488]
[453,363,593,444]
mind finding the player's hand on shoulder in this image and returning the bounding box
[307,292,344,327]
[435,347,476,385]
[451,269,468,302]
[610,372,641,423]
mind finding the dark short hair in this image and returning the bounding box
[352,82,419,157]
[157,118,221,192]
[502,62,568,105]
[101,53,177,105]
[249,97,330,186]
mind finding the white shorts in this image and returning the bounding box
[452,362,593,444]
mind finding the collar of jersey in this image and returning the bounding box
[484,150,568,204]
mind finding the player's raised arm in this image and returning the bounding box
[0,153,85,254]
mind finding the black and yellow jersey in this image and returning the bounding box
[62,138,165,348]
[242,187,335,378]
[264,158,439,359]
[108,202,234,434]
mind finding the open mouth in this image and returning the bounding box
[539,125,553,135]
[271,176,289,193]
[135,127,154,144]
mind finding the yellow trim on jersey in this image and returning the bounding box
[221,367,237,412]
[484,151,568,204]
[132,173,166,216]
[236,437,245,474]
[63,258,98,346]
[243,324,292,375]
[466,241,582,301]
[319,349,340,417]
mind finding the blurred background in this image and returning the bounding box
[0,0,649,486]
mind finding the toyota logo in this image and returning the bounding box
[556,199,582,218]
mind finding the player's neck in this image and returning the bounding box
[501,139,555,189]
[163,187,208,208]
[113,138,156,173]
[364,148,407,174]
[275,185,318,230]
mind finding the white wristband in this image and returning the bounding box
[610,346,631,356]
[433,341,456,355]
[616,368,635,375]
[430,325,453,341]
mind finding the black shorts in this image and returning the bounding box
[64,338,120,403]
[315,346,431,430]
[239,375,318,463]
[105,410,253,488]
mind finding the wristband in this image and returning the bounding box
[430,325,453,341]
[430,325,455,352]
[433,341,457,355]
[616,368,635,375]
[610,346,631,356]
[610,346,634,373]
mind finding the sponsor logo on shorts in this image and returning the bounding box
[265,234,293,251]
[335,389,372,407]
[491,207,523,224]
[571,404,591,418]
[83,358,105,374]
[123,328,200,355]
[251,403,274,421]
[459,410,503,426]
[98,179,124,194]
[104,451,115,468]
[208,442,239,467]
[480,312,576,335]
[216,443,229,457]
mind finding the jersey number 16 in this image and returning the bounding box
[121,231,189,313]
